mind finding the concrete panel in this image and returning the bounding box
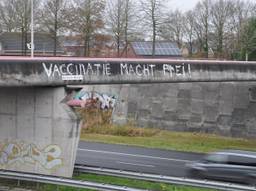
[219,100,233,115]
[151,101,164,118]
[231,108,246,125]
[177,98,191,119]
[17,89,35,115]
[220,83,235,101]
[166,84,179,98]
[16,115,34,141]
[203,106,219,122]
[35,117,52,143]
[0,92,16,115]
[112,85,129,124]
[163,98,178,111]
[179,83,193,90]
[0,87,80,178]
[191,84,203,100]
[127,102,138,117]
[233,84,250,109]
[178,89,191,99]
[0,115,16,139]
[203,90,219,105]
[35,89,53,118]
[191,100,204,114]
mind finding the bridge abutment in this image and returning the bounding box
[0,87,80,177]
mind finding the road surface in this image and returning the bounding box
[76,141,204,177]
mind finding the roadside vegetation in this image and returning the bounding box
[81,126,256,153]
[79,109,256,153]
[0,174,216,191]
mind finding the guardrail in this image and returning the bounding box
[75,165,256,191]
[0,170,146,191]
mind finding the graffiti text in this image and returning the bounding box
[0,142,62,170]
[42,62,192,80]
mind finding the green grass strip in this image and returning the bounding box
[74,173,216,191]
[0,173,216,191]
[81,130,256,153]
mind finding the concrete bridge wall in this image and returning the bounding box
[82,82,256,138]
[0,87,80,177]
[1,57,256,86]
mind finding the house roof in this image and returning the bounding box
[0,32,63,53]
[130,41,182,57]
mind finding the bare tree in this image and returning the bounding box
[194,0,211,58]
[106,0,135,57]
[38,0,66,56]
[139,0,166,56]
[123,0,135,57]
[65,0,105,57]
[0,0,19,32]
[107,0,125,57]
[160,10,184,48]
[184,10,196,57]
[211,0,234,58]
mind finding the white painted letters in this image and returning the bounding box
[42,62,192,81]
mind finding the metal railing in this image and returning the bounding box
[75,165,256,191]
[1,166,256,191]
[0,170,146,191]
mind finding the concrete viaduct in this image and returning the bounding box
[0,56,256,178]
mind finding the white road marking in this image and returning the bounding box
[78,148,190,163]
[116,161,155,168]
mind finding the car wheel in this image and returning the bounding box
[187,169,202,179]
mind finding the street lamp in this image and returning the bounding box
[31,0,34,57]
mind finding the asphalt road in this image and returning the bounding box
[76,141,204,177]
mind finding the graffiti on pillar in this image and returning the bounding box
[0,142,62,170]
[67,90,117,110]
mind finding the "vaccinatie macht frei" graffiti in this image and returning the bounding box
[42,62,191,80]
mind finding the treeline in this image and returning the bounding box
[0,0,255,60]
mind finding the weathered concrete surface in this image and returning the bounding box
[0,87,80,177]
[85,82,256,138]
[1,57,256,86]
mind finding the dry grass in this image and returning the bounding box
[76,108,159,137]
[82,123,160,137]
[76,107,113,128]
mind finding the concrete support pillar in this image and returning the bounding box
[0,87,80,177]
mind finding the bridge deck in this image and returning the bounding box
[0,56,256,86]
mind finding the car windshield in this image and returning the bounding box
[205,153,228,164]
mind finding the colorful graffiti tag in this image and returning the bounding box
[67,90,117,110]
[0,142,62,170]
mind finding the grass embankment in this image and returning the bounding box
[0,174,216,191]
[78,108,256,153]
[81,124,256,153]
[77,108,256,153]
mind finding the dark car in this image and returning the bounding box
[186,150,256,185]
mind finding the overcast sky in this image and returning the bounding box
[168,0,199,11]
[168,0,251,12]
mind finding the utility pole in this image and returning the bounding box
[31,0,34,57]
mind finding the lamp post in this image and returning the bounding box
[31,0,34,58]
